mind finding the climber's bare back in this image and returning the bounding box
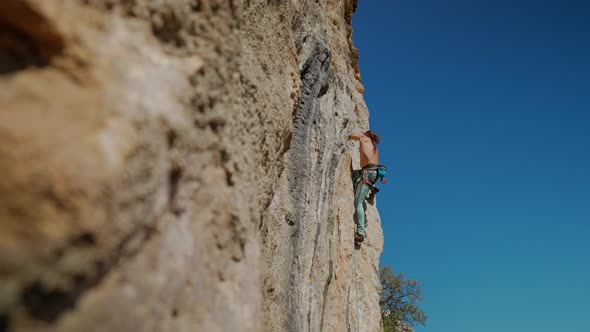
[348,134,379,167]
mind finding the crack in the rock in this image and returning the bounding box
[287,39,332,332]
[168,166,184,215]
[346,282,352,332]
[319,258,333,330]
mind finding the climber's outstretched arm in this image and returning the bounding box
[347,134,362,141]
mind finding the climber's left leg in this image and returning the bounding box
[354,180,369,236]
[353,170,377,237]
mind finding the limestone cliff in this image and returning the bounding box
[0,1,383,331]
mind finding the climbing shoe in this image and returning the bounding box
[355,233,364,243]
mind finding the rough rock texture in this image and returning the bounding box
[0,0,383,331]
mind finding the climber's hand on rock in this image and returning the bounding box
[363,178,370,185]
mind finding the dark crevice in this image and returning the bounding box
[21,256,110,323]
[166,130,178,149]
[0,313,9,332]
[21,282,78,322]
[69,232,96,247]
[219,150,234,186]
[151,7,185,47]
[168,166,184,215]
[210,2,222,13]
[230,216,246,262]
[53,231,96,260]
[209,118,225,132]
[214,215,246,262]
[41,188,70,212]
[20,219,159,322]
[280,131,292,156]
[190,0,202,12]
[0,2,65,75]
[220,149,230,163]
[0,25,46,74]
[285,212,295,226]
[224,168,234,186]
[168,167,182,202]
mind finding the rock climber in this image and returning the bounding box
[347,130,387,243]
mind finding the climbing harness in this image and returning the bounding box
[360,164,387,186]
[353,164,387,195]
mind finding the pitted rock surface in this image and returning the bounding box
[0,1,383,331]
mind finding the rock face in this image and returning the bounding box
[0,1,383,331]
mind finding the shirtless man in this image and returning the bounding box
[347,130,387,243]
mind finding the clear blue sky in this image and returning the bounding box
[352,1,590,331]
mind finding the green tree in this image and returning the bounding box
[379,266,427,332]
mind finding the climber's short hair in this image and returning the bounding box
[364,130,380,145]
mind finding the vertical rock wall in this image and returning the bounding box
[0,0,383,331]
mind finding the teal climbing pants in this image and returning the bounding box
[352,169,377,236]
